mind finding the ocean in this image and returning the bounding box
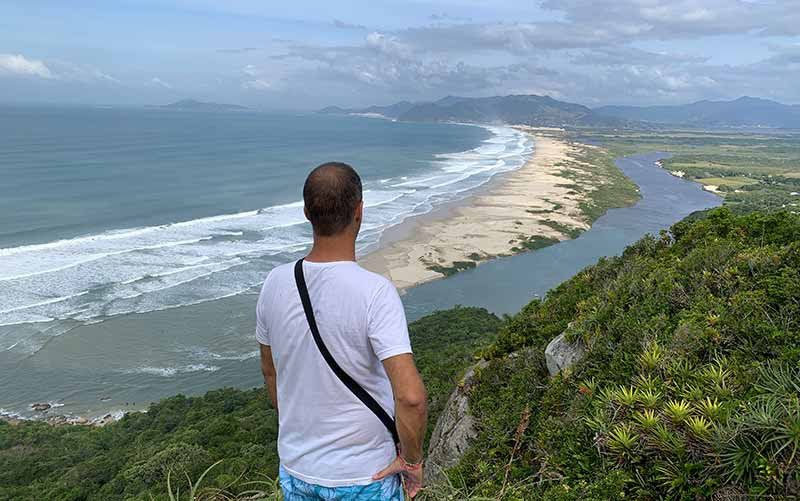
[0,105,534,419]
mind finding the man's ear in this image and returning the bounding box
[304,206,311,222]
[355,201,363,223]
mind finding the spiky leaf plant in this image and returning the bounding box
[584,408,611,434]
[614,386,639,408]
[598,386,617,407]
[686,416,713,439]
[668,358,694,384]
[634,374,661,393]
[638,389,662,409]
[702,362,733,399]
[579,377,598,397]
[652,423,685,455]
[607,423,639,459]
[639,341,664,372]
[654,460,693,494]
[754,364,800,398]
[633,409,659,431]
[680,383,705,402]
[664,399,692,423]
[696,397,724,421]
[717,432,761,487]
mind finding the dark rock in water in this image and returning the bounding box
[31,403,51,412]
[46,415,68,425]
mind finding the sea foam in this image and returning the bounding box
[0,125,533,356]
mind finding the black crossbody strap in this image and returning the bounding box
[294,259,400,445]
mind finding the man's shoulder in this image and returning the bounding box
[351,263,396,293]
[259,261,296,294]
[269,261,297,280]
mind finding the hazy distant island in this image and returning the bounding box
[157,99,251,112]
[319,94,628,128]
[321,93,800,129]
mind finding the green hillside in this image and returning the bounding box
[443,208,799,499]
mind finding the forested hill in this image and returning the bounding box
[449,207,800,498]
[596,96,800,129]
[319,94,627,128]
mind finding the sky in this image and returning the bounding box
[2,0,800,109]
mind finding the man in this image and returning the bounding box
[257,162,428,500]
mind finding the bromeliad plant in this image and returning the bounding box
[696,397,725,421]
[607,423,640,461]
[664,400,693,423]
[638,389,662,409]
[685,416,713,439]
[639,341,665,373]
[633,409,659,431]
[614,386,639,408]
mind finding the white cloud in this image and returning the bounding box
[149,77,172,89]
[243,79,271,90]
[0,53,55,79]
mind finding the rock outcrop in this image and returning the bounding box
[426,361,486,482]
[544,331,586,377]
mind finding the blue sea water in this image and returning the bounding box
[0,105,534,418]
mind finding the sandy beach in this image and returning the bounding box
[360,128,607,290]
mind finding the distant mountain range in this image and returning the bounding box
[159,99,250,112]
[596,96,800,129]
[319,95,626,128]
[320,95,800,129]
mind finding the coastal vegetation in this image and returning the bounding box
[441,207,800,499]
[0,307,501,500]
[586,129,800,215]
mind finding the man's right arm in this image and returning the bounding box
[259,343,278,413]
[373,353,427,497]
[383,353,427,461]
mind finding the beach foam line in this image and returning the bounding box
[121,363,220,377]
[0,199,307,257]
[184,346,260,362]
[0,237,214,282]
[0,291,89,315]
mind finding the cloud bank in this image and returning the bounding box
[0,54,55,79]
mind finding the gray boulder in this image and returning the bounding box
[425,361,487,482]
[544,332,585,377]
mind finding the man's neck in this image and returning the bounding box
[305,233,357,263]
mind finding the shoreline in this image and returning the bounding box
[360,128,621,290]
[2,127,637,427]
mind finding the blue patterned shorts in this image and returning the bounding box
[279,466,403,500]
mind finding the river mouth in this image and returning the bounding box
[0,152,720,421]
[401,152,721,319]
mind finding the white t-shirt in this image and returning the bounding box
[256,259,412,487]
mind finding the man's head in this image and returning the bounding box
[303,162,363,237]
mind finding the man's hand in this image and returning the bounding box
[373,455,423,498]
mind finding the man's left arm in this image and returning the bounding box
[259,343,278,413]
